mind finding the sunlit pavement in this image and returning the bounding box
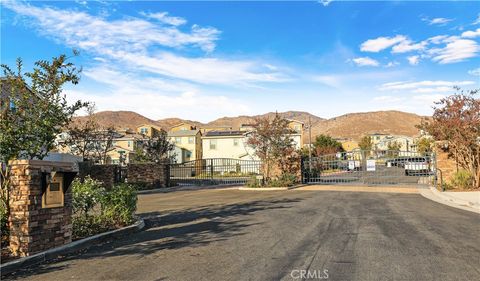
[5,187,480,281]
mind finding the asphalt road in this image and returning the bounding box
[4,188,480,281]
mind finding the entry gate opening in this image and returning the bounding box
[301,150,436,186]
[169,158,262,186]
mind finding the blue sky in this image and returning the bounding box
[1,0,479,122]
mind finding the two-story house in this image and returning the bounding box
[168,129,202,162]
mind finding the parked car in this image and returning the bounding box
[385,157,409,168]
[404,157,430,176]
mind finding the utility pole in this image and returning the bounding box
[308,116,312,174]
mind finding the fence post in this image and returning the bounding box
[300,157,305,184]
[210,159,214,183]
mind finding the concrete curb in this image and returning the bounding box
[137,184,240,194]
[418,186,480,214]
[238,187,289,191]
[0,218,145,276]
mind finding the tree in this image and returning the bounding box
[313,134,344,156]
[64,104,99,160]
[416,137,434,155]
[135,130,175,163]
[387,140,402,157]
[0,54,86,235]
[358,136,373,151]
[90,127,117,164]
[419,88,480,189]
[247,114,297,181]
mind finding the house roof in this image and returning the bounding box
[168,129,200,137]
[136,124,162,130]
[286,119,304,125]
[203,130,245,138]
[171,122,196,129]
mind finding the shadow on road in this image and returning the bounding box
[5,197,304,280]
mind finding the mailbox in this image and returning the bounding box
[41,170,77,208]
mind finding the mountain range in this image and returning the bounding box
[75,110,426,141]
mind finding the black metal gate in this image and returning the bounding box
[302,150,436,186]
[169,158,262,186]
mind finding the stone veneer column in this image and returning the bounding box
[8,160,75,257]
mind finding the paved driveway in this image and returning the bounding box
[5,187,480,281]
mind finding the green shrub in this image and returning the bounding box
[72,215,112,240]
[71,178,137,240]
[450,170,474,189]
[1,204,8,247]
[101,184,137,226]
[245,176,262,188]
[72,176,105,216]
[267,173,297,187]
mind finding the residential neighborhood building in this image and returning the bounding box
[170,122,197,132]
[338,139,359,151]
[287,119,304,149]
[200,125,232,134]
[201,131,257,160]
[136,124,163,138]
[168,129,202,162]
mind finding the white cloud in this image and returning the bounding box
[318,0,333,7]
[4,1,220,53]
[412,94,447,103]
[472,14,480,25]
[3,0,284,86]
[461,28,480,38]
[407,55,420,65]
[423,17,453,26]
[468,68,480,76]
[379,80,475,92]
[140,11,187,26]
[391,40,427,53]
[352,57,380,67]
[66,66,251,121]
[360,35,407,52]
[428,38,480,64]
[385,61,399,68]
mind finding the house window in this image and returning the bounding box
[9,101,16,113]
[175,137,182,144]
[210,139,217,150]
[188,137,194,144]
[294,125,301,131]
[140,128,148,135]
[128,141,132,147]
[233,139,239,146]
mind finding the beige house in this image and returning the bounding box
[168,129,202,162]
[374,135,416,152]
[136,124,163,138]
[202,131,257,160]
[170,122,197,132]
[200,125,232,134]
[287,119,304,149]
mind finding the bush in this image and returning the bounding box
[267,173,297,187]
[101,184,137,226]
[450,170,474,189]
[245,176,262,188]
[244,173,298,188]
[71,178,137,240]
[72,176,105,216]
[72,215,112,239]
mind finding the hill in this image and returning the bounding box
[74,110,425,140]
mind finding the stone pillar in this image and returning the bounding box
[8,160,76,257]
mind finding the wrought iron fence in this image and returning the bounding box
[302,150,436,186]
[169,158,263,186]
